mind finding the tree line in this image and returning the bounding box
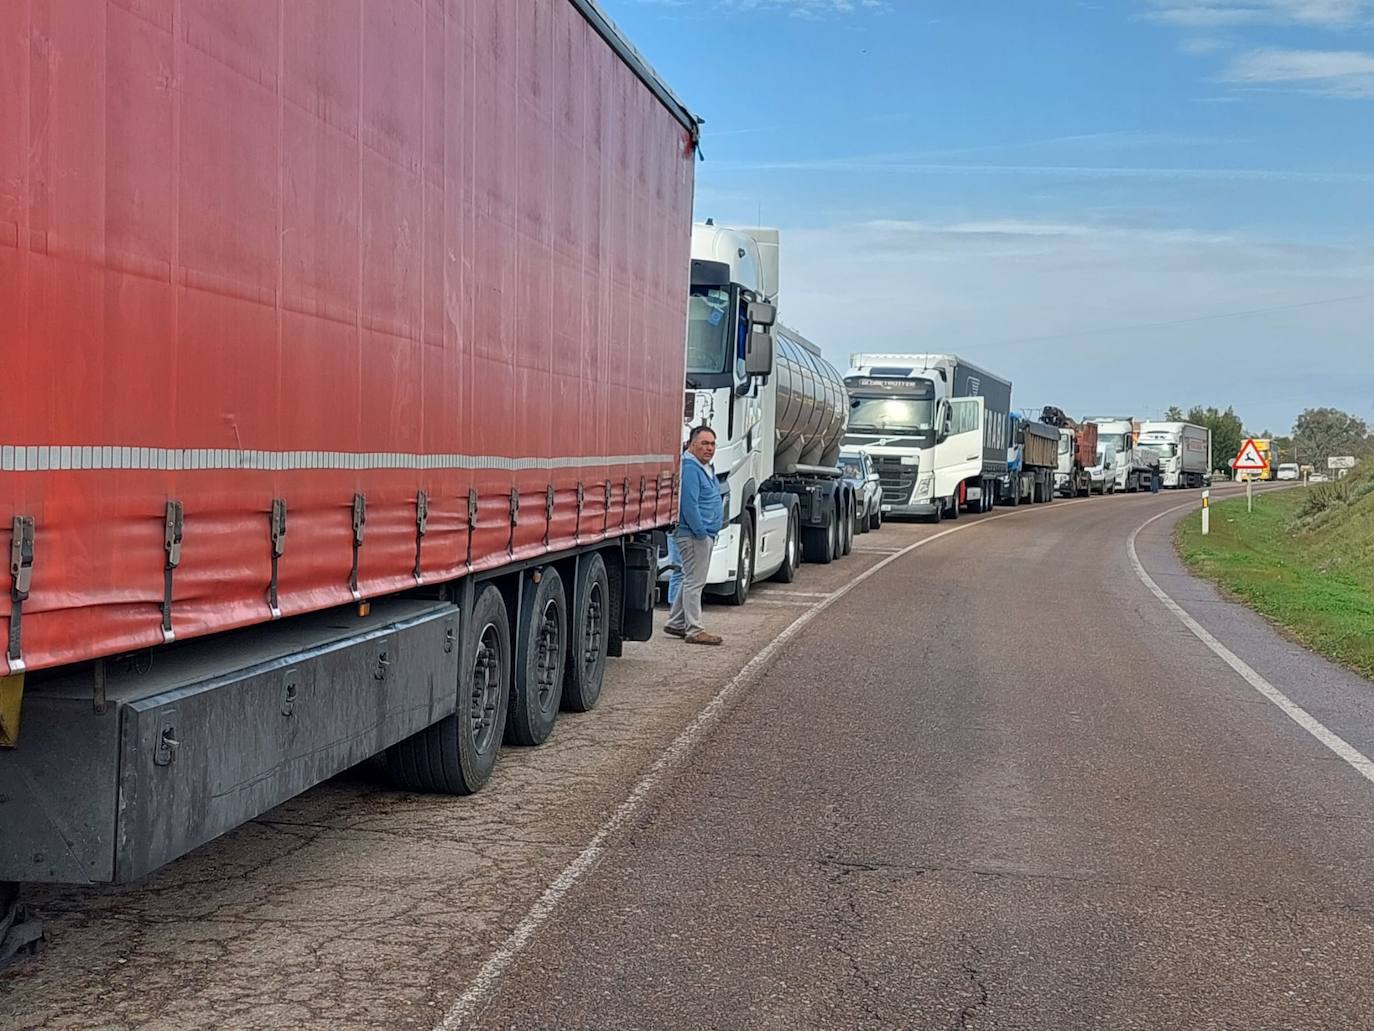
[1161,405,1371,474]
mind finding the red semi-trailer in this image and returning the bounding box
[0,0,699,892]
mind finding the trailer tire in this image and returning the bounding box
[562,554,609,713]
[725,511,755,606]
[803,496,837,564]
[506,568,568,746]
[772,503,801,583]
[387,584,511,795]
[802,524,832,564]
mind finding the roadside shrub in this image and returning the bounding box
[1297,482,1349,520]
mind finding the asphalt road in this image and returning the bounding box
[7,484,1374,1030]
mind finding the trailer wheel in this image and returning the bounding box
[387,583,511,795]
[802,496,837,564]
[506,567,567,746]
[725,511,755,607]
[769,497,802,582]
[562,554,609,713]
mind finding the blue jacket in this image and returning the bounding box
[679,452,723,538]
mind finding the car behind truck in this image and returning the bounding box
[1,0,699,911]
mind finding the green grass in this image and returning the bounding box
[1175,469,1374,679]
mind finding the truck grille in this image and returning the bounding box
[872,456,916,504]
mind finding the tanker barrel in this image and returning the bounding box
[773,327,849,475]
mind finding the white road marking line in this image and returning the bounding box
[756,590,835,600]
[436,495,1101,1029]
[1128,503,1374,787]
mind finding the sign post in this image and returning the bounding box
[1232,438,1268,513]
[1202,490,1210,535]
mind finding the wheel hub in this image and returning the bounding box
[535,602,561,707]
[470,624,502,751]
[582,585,603,673]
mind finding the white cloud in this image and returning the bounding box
[771,218,1374,429]
[1223,46,1374,95]
[1144,0,1374,28]
[1179,36,1231,54]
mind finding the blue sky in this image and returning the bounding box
[605,0,1374,435]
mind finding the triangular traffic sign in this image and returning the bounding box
[1233,438,1268,471]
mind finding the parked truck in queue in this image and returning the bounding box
[844,355,1012,521]
[1,0,700,900]
[1084,416,1160,492]
[1002,412,1060,506]
[682,224,858,607]
[1039,406,1100,498]
[1137,422,1212,489]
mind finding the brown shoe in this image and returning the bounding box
[663,625,686,638]
[684,631,722,646]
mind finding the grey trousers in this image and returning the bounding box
[665,530,713,636]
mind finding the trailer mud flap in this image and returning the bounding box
[620,541,657,643]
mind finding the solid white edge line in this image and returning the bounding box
[437,497,1099,1029]
[1127,503,1374,786]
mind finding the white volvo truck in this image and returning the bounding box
[680,224,857,606]
[843,355,1012,520]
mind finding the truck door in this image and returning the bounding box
[932,397,984,500]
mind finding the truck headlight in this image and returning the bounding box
[916,477,931,497]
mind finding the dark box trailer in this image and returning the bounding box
[1,0,699,885]
[949,360,1012,479]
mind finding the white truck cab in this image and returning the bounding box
[844,355,1010,520]
[1086,417,1158,493]
[680,224,854,605]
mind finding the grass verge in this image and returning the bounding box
[1175,487,1374,680]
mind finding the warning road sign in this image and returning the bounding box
[1233,438,1268,472]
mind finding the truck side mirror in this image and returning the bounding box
[747,301,777,328]
[744,326,774,378]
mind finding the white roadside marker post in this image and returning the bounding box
[1202,489,1210,535]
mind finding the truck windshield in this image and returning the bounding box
[687,287,733,376]
[1139,442,1178,458]
[848,398,934,435]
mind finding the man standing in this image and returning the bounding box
[665,425,724,645]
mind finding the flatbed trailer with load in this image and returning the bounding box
[0,0,700,906]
